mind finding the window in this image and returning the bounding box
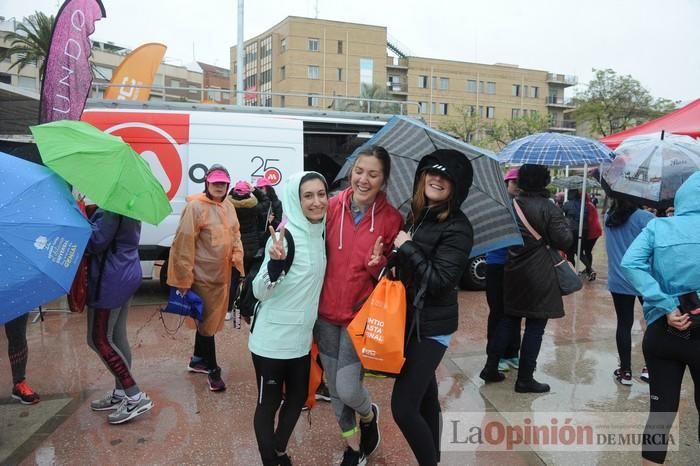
[438,103,448,115]
[260,69,272,85]
[280,65,286,80]
[530,86,539,98]
[208,87,222,101]
[479,81,485,93]
[280,37,287,52]
[512,108,521,119]
[487,82,496,94]
[512,84,520,97]
[522,109,528,117]
[94,65,113,80]
[419,101,428,113]
[153,73,164,86]
[170,79,180,88]
[360,58,373,86]
[308,65,320,80]
[418,75,428,88]
[467,80,477,93]
[337,40,343,54]
[0,47,10,62]
[439,77,449,90]
[308,38,320,52]
[478,106,485,117]
[308,94,320,107]
[467,105,477,116]
[486,106,495,119]
[18,76,36,89]
[280,95,285,107]
[188,85,199,94]
[336,67,343,81]
[0,73,10,84]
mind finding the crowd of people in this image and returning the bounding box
[3,151,698,465]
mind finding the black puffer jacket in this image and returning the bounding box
[504,190,573,319]
[394,149,474,337]
[229,194,261,263]
[254,187,283,241]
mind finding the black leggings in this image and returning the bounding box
[391,337,446,466]
[641,319,700,464]
[486,264,520,359]
[611,293,643,371]
[580,237,597,273]
[252,352,310,466]
[194,331,218,371]
[5,313,29,384]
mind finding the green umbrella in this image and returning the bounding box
[30,120,172,225]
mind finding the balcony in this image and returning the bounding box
[386,82,408,94]
[549,119,577,131]
[386,56,408,68]
[546,73,578,86]
[546,96,575,108]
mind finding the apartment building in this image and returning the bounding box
[230,16,576,131]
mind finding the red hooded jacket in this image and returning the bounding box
[318,187,403,326]
[585,194,602,240]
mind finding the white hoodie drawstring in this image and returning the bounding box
[338,194,346,250]
[369,202,376,233]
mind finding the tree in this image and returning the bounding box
[573,68,678,137]
[336,83,400,114]
[439,104,484,143]
[0,11,55,80]
[486,113,551,149]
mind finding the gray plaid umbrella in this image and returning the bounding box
[550,175,601,190]
[336,116,523,257]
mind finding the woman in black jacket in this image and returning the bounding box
[480,164,572,393]
[390,149,473,466]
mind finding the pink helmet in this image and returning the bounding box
[504,167,519,182]
[255,177,273,188]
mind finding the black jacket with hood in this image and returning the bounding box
[394,149,474,338]
[228,193,261,264]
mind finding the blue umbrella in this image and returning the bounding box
[498,132,614,166]
[498,132,614,273]
[0,153,92,324]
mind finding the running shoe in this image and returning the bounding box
[614,368,632,386]
[187,357,209,374]
[225,311,233,321]
[498,360,510,372]
[640,366,650,383]
[12,380,40,405]
[91,390,125,411]
[208,367,226,392]
[340,446,366,466]
[315,381,331,402]
[359,403,380,457]
[503,357,520,369]
[107,393,153,424]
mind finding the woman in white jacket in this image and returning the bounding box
[248,172,328,466]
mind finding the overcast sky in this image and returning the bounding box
[4,0,698,103]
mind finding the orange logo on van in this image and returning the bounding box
[82,112,189,200]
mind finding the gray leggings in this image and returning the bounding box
[314,318,372,434]
[87,301,138,396]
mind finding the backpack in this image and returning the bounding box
[239,229,295,324]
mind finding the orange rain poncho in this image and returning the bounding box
[167,193,244,336]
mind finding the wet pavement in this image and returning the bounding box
[1,239,698,465]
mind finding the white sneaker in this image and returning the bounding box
[107,393,153,424]
[225,311,233,321]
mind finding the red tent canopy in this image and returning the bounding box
[599,99,700,149]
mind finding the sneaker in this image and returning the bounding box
[498,360,510,372]
[363,370,387,378]
[614,368,633,386]
[315,381,331,402]
[340,446,366,466]
[640,366,650,383]
[514,378,550,393]
[503,357,520,369]
[11,380,40,405]
[107,393,153,424]
[187,357,209,374]
[225,311,233,321]
[359,403,380,457]
[208,367,226,392]
[91,390,125,411]
[587,271,597,281]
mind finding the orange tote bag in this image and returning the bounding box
[347,276,407,374]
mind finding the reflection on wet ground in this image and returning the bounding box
[1,240,697,465]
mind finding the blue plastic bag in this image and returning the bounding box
[162,287,204,322]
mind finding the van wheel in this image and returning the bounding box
[159,260,169,291]
[460,255,487,290]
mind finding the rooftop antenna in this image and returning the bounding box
[314,0,319,18]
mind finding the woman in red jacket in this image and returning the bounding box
[581,193,602,281]
[314,146,403,465]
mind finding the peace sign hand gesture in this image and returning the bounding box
[268,225,287,261]
[367,236,384,267]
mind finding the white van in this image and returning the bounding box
[82,100,389,282]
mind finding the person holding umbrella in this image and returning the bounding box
[315,145,402,465]
[480,164,573,393]
[389,149,474,466]
[621,171,700,464]
[86,208,153,424]
[168,164,244,391]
